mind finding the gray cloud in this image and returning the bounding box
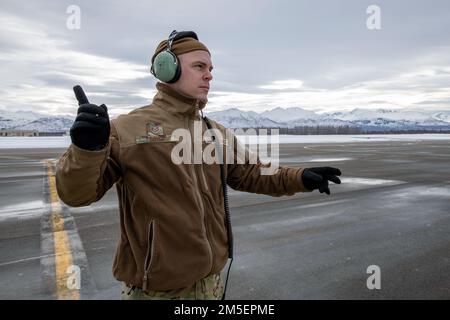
[1,0,450,115]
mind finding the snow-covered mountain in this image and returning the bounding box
[206,107,450,131]
[0,110,74,132]
[1,107,450,133]
[15,117,74,132]
[321,108,450,131]
[205,108,281,128]
[325,108,447,123]
[260,107,319,122]
[205,107,353,128]
[430,111,450,123]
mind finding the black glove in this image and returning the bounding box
[301,166,342,195]
[70,85,110,151]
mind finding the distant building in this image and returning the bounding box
[0,129,39,137]
[0,130,68,136]
[38,131,68,136]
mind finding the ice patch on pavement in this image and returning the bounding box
[385,185,450,199]
[276,156,353,163]
[235,211,342,233]
[0,171,45,179]
[0,200,46,221]
[68,203,119,214]
[340,177,404,186]
[308,157,353,162]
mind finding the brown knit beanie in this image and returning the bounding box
[151,36,210,64]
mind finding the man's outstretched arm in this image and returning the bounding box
[225,129,341,196]
[56,85,122,207]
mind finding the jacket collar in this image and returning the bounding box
[152,82,207,117]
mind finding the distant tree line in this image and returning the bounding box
[278,125,363,135]
[233,126,450,135]
[361,128,450,134]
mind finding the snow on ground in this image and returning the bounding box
[241,133,450,145]
[0,134,450,149]
[0,200,46,221]
[0,136,72,149]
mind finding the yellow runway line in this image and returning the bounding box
[45,160,80,300]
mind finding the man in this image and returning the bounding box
[56,30,342,300]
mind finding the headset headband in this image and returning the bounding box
[167,30,178,52]
[166,30,199,52]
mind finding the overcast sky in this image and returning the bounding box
[1,0,449,117]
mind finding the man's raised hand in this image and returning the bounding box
[70,85,110,151]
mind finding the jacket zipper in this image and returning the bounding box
[142,220,156,291]
[187,115,214,275]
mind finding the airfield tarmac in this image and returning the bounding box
[0,139,449,299]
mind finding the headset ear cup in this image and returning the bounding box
[152,50,179,83]
[167,55,182,83]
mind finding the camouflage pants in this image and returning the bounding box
[121,273,224,300]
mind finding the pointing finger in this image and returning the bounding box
[73,85,89,105]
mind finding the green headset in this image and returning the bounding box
[150,30,198,83]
